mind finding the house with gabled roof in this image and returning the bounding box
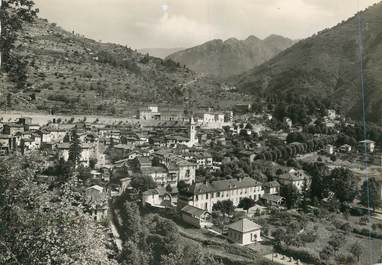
[227,218,261,245]
[180,205,212,228]
[84,185,109,222]
[179,177,264,212]
[277,168,310,192]
[263,181,280,195]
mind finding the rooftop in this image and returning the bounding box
[227,218,261,233]
[181,205,208,217]
[263,181,280,188]
[190,177,261,195]
[141,166,168,175]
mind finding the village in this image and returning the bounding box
[1,103,381,265]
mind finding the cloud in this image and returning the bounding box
[33,0,381,48]
[143,12,220,47]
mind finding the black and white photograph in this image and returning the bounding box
[1,0,382,264]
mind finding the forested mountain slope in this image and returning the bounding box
[233,2,382,123]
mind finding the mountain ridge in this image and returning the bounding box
[166,35,295,79]
[137,47,185,59]
[232,2,382,123]
[0,17,235,115]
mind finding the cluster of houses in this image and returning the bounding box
[1,108,380,247]
[138,105,233,129]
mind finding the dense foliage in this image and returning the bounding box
[113,196,223,265]
[0,155,117,265]
[0,0,38,88]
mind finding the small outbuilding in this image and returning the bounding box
[227,218,262,245]
[358,140,375,153]
[180,205,212,228]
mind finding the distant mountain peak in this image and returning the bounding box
[233,2,382,123]
[245,35,260,42]
[224,37,240,44]
[265,34,285,40]
[167,34,294,79]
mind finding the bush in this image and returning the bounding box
[300,231,318,243]
[275,244,321,265]
[350,207,366,216]
[335,253,355,264]
[352,227,382,239]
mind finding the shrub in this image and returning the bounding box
[275,244,321,265]
[335,253,355,264]
[300,231,318,243]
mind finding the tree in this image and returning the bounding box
[0,155,118,265]
[165,183,173,193]
[212,200,234,216]
[286,132,309,144]
[299,179,309,212]
[319,245,334,262]
[280,184,300,209]
[120,240,145,265]
[360,178,382,211]
[130,175,156,192]
[304,162,330,200]
[244,123,253,130]
[350,242,362,262]
[0,0,38,88]
[89,158,97,169]
[238,197,255,212]
[68,128,81,165]
[77,165,92,183]
[328,233,344,253]
[177,180,189,194]
[329,168,357,203]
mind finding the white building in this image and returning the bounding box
[327,109,336,120]
[359,140,376,153]
[57,143,94,166]
[227,218,262,245]
[194,152,213,169]
[40,128,67,144]
[138,106,161,120]
[278,169,310,192]
[141,166,171,186]
[180,177,264,212]
[326,144,334,155]
[203,113,225,123]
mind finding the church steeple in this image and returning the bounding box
[189,116,196,142]
[187,116,197,147]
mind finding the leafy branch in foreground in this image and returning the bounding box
[0,0,38,88]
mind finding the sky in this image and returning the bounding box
[33,0,380,49]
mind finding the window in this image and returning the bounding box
[211,193,214,198]
[206,193,209,199]
[195,195,199,201]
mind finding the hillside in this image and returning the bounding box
[233,2,382,123]
[138,48,185,59]
[0,18,231,115]
[166,35,295,79]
